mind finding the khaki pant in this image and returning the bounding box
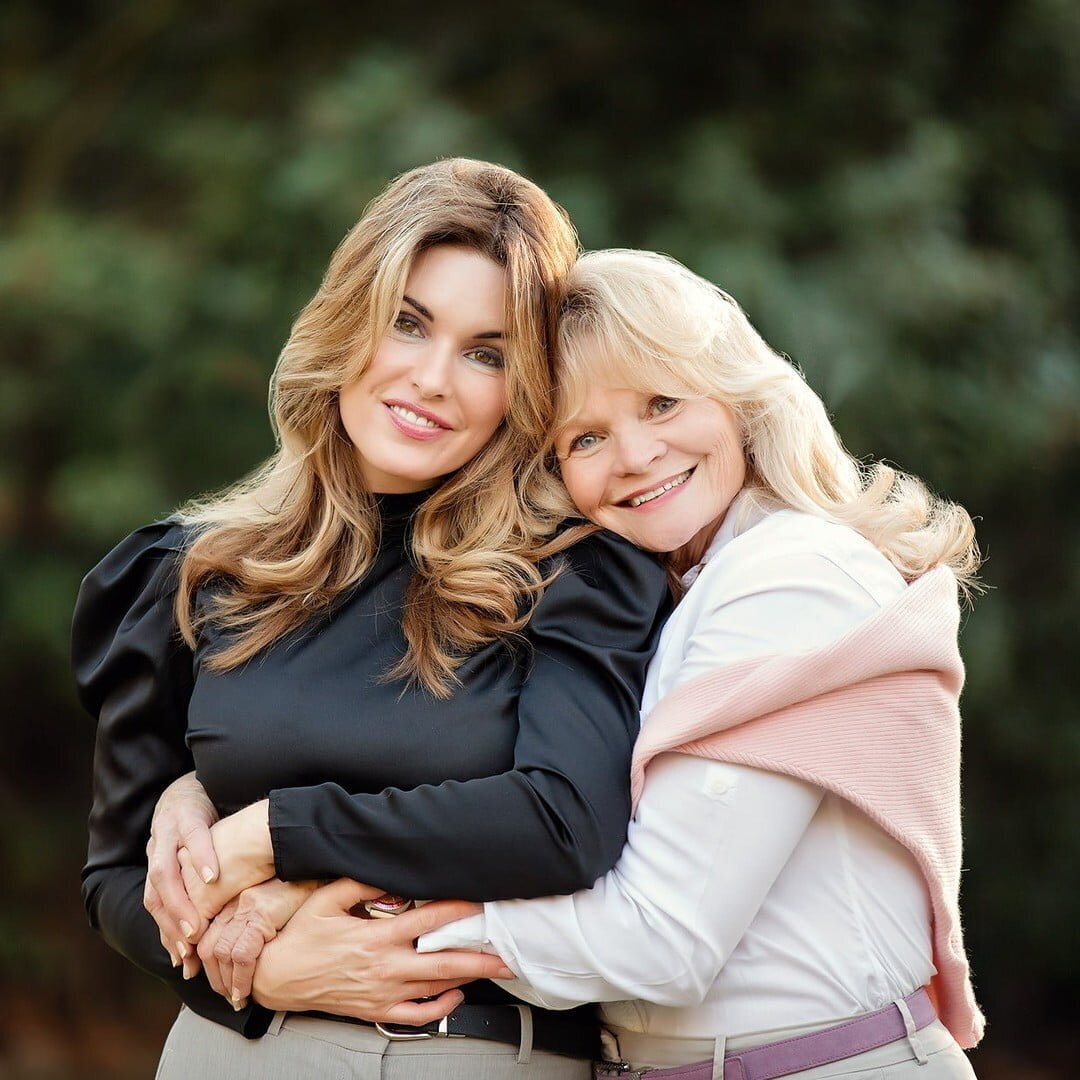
[156,1006,591,1080]
[598,1019,976,1079]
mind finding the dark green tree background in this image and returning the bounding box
[1,2,1076,1076]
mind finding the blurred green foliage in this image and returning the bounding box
[1,1,1076,1076]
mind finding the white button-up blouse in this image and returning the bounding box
[420,493,936,1041]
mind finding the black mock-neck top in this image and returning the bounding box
[73,491,669,1038]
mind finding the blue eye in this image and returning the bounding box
[569,432,601,453]
[650,396,679,416]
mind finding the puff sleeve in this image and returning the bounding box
[73,521,272,1037]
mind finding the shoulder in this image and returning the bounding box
[73,519,192,652]
[701,509,905,610]
[77,518,192,607]
[551,524,667,592]
[531,526,670,637]
[72,519,195,708]
[679,510,906,657]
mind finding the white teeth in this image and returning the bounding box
[627,471,691,508]
[389,405,439,428]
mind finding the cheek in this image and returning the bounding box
[559,460,597,517]
[462,378,508,443]
[337,381,366,442]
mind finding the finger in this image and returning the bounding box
[179,815,220,885]
[198,925,227,997]
[227,923,269,1006]
[159,928,180,968]
[377,989,464,1026]
[145,880,183,966]
[178,847,220,923]
[148,845,207,943]
[405,977,482,999]
[302,878,384,917]
[391,900,492,942]
[401,949,515,984]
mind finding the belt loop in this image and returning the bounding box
[266,1011,287,1036]
[895,998,929,1065]
[514,1004,533,1064]
[711,1035,726,1080]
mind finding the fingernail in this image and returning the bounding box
[180,920,195,939]
[201,866,215,883]
[176,940,189,960]
[231,990,241,1004]
[171,954,181,968]
[182,963,194,981]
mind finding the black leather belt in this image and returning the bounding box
[305,1004,600,1060]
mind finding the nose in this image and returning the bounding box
[411,341,455,399]
[613,426,665,476]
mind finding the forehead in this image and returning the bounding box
[406,245,507,324]
[560,383,649,429]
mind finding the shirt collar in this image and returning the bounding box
[679,488,775,588]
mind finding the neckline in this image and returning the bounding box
[374,487,436,529]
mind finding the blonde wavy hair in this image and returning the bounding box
[176,158,580,697]
[554,249,980,595]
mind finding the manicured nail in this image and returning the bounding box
[180,920,195,939]
[201,866,215,883]
[176,940,189,960]
[231,990,241,1005]
[233,1001,243,1011]
[182,963,195,980]
[170,954,181,968]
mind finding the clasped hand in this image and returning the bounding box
[144,772,502,1018]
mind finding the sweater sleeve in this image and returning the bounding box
[73,522,273,1038]
[267,530,670,900]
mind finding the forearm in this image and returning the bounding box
[83,865,273,1037]
[420,757,824,1008]
[270,768,628,900]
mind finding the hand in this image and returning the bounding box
[178,800,276,923]
[252,879,514,1024]
[144,771,220,978]
[198,877,319,1010]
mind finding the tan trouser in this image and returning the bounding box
[156,1006,591,1080]
[597,1019,976,1079]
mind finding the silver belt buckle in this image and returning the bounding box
[375,1015,454,1041]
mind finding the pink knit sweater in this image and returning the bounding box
[629,565,984,1049]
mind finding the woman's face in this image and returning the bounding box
[555,380,746,561]
[340,245,509,494]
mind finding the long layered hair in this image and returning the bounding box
[554,249,980,595]
[176,159,579,696]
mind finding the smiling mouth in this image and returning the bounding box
[619,469,694,508]
[386,403,445,430]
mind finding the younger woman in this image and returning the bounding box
[74,169,669,1079]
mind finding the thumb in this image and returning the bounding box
[303,878,384,916]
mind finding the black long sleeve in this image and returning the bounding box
[268,528,670,899]
[73,522,272,1037]
[74,504,668,1035]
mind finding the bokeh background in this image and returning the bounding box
[1,2,1077,1077]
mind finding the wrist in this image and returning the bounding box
[214,800,274,886]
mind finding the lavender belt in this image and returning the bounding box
[605,988,935,1080]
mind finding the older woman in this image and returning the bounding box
[420,249,983,1079]
[73,170,669,1079]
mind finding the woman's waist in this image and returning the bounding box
[603,987,934,1069]
[599,968,932,1058]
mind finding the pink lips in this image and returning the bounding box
[618,469,694,511]
[384,400,451,442]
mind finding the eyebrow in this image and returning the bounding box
[402,294,505,340]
